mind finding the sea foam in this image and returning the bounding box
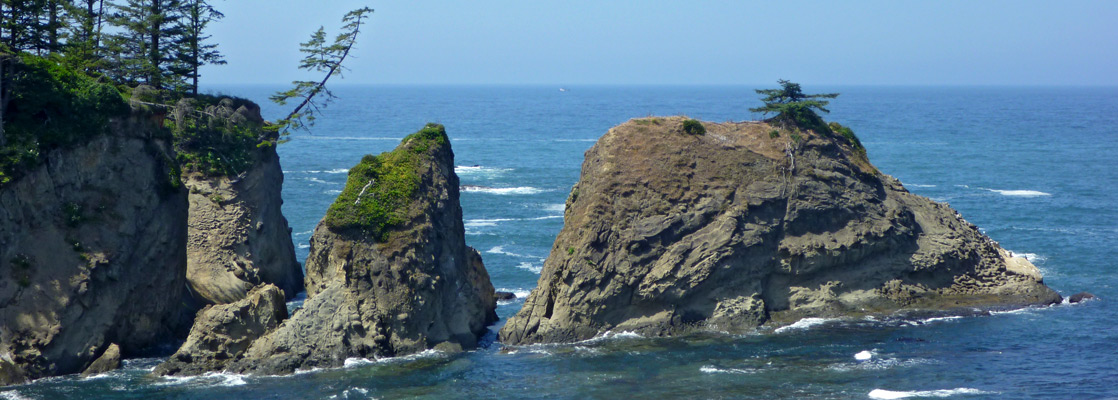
[868,388,991,399]
[985,189,1051,197]
[774,317,834,333]
[461,186,545,195]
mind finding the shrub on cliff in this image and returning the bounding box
[682,119,706,135]
[0,54,129,185]
[323,123,448,241]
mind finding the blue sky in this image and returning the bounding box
[203,0,1118,86]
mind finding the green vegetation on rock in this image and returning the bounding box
[323,123,449,241]
[0,54,129,186]
[750,79,838,132]
[681,119,705,135]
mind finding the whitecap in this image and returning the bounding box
[295,136,402,141]
[461,186,545,195]
[294,229,314,237]
[700,365,757,374]
[984,189,1051,197]
[0,391,32,400]
[342,349,445,368]
[324,190,342,195]
[542,203,566,213]
[774,317,834,333]
[907,184,936,188]
[455,166,512,176]
[305,177,329,185]
[855,350,873,361]
[1007,251,1046,263]
[154,371,248,387]
[298,243,310,249]
[325,168,349,174]
[516,262,542,274]
[486,246,543,260]
[868,388,991,399]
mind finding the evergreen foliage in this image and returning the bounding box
[750,79,838,132]
[270,7,373,139]
[324,123,447,241]
[681,119,705,135]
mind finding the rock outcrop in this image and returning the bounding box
[500,117,1060,345]
[80,343,121,377]
[224,124,497,375]
[182,101,302,305]
[154,284,287,376]
[0,116,189,383]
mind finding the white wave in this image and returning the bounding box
[329,387,373,400]
[907,184,936,188]
[985,189,1051,197]
[466,216,563,228]
[516,262,542,274]
[855,350,873,361]
[325,190,343,195]
[1007,250,1046,263]
[700,365,756,374]
[574,330,644,345]
[461,186,546,195]
[305,177,329,185]
[343,349,445,368]
[906,316,963,326]
[154,371,248,387]
[868,388,991,399]
[455,165,512,176]
[829,357,935,372]
[543,203,566,213]
[496,288,532,299]
[325,168,349,174]
[774,317,834,333]
[298,243,310,249]
[294,229,314,236]
[0,391,32,400]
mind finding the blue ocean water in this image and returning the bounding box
[4,85,1116,399]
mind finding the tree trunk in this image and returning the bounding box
[48,1,58,53]
[149,0,162,89]
[95,0,104,49]
[190,2,199,96]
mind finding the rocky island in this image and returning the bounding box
[499,116,1060,345]
[158,124,498,376]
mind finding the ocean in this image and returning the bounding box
[3,85,1115,399]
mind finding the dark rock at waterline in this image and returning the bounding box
[499,117,1061,345]
[496,291,517,301]
[1069,292,1096,303]
[81,344,121,377]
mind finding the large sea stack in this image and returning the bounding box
[0,116,189,384]
[222,124,497,375]
[500,117,1060,345]
[179,99,303,304]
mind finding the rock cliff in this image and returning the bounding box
[500,117,1060,345]
[179,100,302,305]
[153,284,287,376]
[183,144,302,304]
[224,124,497,375]
[0,115,189,384]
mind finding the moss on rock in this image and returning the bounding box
[323,123,449,241]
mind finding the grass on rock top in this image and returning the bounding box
[324,123,449,241]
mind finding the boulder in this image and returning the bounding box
[1069,292,1096,303]
[496,291,517,301]
[81,343,121,377]
[227,124,497,375]
[154,284,287,376]
[499,117,1061,345]
[0,115,190,382]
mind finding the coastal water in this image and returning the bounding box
[4,85,1116,399]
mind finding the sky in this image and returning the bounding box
[202,0,1118,86]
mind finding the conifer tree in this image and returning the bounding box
[270,7,373,138]
[750,79,839,131]
[171,0,223,96]
[105,0,184,90]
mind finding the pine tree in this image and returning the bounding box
[171,0,223,96]
[750,79,839,131]
[105,0,183,90]
[270,7,373,138]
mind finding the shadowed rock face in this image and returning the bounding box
[0,116,189,384]
[499,117,1060,345]
[225,125,497,375]
[183,143,303,305]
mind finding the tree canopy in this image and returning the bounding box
[750,79,838,131]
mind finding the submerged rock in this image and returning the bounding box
[154,284,287,376]
[1069,292,1096,303]
[227,124,497,375]
[81,343,121,377]
[499,117,1060,345]
[496,291,517,301]
[182,101,302,305]
[0,115,189,383]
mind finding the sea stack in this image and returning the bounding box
[179,98,303,304]
[0,115,190,384]
[499,116,1060,345]
[223,124,497,375]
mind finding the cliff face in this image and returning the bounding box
[183,146,302,305]
[0,116,189,384]
[223,124,497,375]
[499,117,1060,345]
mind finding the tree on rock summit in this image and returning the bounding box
[750,79,838,132]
